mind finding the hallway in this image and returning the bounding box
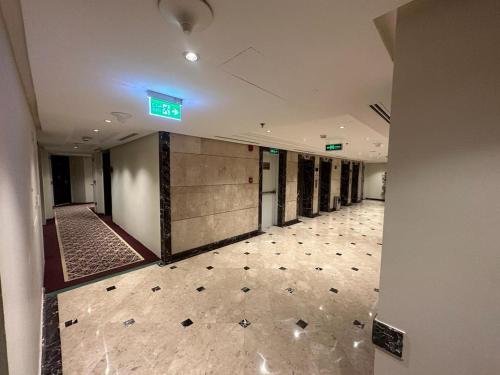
[43,205,159,292]
[49,202,384,374]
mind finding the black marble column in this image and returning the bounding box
[41,294,62,375]
[277,150,287,226]
[159,131,172,263]
[258,147,263,232]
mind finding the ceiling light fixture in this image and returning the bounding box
[266,130,271,133]
[93,129,99,132]
[340,126,345,129]
[184,51,199,62]
[73,146,78,149]
[104,119,112,123]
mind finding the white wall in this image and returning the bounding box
[83,156,94,202]
[69,156,93,203]
[363,163,386,200]
[0,10,44,375]
[375,1,500,374]
[39,147,54,220]
[93,151,105,214]
[111,134,161,257]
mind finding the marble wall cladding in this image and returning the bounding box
[172,207,258,253]
[171,184,258,221]
[330,158,341,208]
[170,134,259,254]
[312,156,320,214]
[285,152,298,222]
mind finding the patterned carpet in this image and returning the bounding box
[55,205,144,281]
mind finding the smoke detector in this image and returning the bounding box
[111,112,133,124]
[158,0,214,34]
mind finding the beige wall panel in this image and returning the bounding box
[285,201,297,222]
[171,184,258,221]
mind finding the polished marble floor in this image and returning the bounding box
[57,201,384,374]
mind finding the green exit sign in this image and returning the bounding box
[326,143,343,151]
[147,90,182,121]
[269,148,279,154]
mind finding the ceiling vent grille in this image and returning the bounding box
[369,103,391,124]
[118,133,138,142]
[214,136,260,145]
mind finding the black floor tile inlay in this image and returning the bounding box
[239,319,251,328]
[151,286,161,292]
[330,288,339,294]
[181,319,193,327]
[170,265,177,269]
[106,286,116,292]
[279,266,287,270]
[351,267,359,271]
[123,319,135,327]
[206,266,214,270]
[241,287,251,293]
[353,320,365,329]
[196,286,205,292]
[296,319,308,329]
[374,288,380,292]
[285,287,295,294]
[244,252,250,255]
[244,266,250,270]
[336,253,342,256]
[275,252,281,255]
[64,319,78,327]
[305,252,311,256]
[366,253,372,256]
[315,267,323,271]
[298,242,303,244]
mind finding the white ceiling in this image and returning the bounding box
[20,0,408,161]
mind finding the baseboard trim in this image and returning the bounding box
[281,219,300,227]
[161,230,264,265]
[311,213,320,218]
[365,198,385,202]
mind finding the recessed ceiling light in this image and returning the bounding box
[184,51,199,62]
[266,130,271,133]
[104,119,112,123]
[93,129,99,132]
[73,146,78,149]
[340,126,345,129]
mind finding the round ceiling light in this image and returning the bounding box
[184,51,199,62]
[104,119,112,123]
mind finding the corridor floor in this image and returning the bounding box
[56,201,384,375]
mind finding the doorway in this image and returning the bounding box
[319,159,332,211]
[298,156,315,217]
[51,155,71,206]
[351,162,360,203]
[262,151,279,229]
[102,150,112,216]
[340,160,350,206]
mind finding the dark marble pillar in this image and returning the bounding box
[41,294,62,375]
[277,150,287,226]
[159,131,172,263]
[258,147,263,232]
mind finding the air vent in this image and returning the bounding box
[214,136,260,145]
[369,103,391,124]
[118,133,138,141]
